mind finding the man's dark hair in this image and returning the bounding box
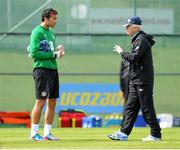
[41,8,58,21]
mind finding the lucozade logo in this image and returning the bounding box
[56,84,125,113]
[60,92,124,106]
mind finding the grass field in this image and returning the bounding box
[0,127,180,149]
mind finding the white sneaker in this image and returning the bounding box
[142,135,161,141]
[107,131,128,141]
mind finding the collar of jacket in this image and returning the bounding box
[131,31,140,39]
[131,31,143,43]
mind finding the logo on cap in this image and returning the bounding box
[124,16,142,27]
[128,19,131,24]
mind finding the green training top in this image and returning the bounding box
[28,25,57,69]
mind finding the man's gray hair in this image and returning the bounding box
[132,24,142,31]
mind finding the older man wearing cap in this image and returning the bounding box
[108,16,161,141]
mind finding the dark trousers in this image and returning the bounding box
[121,81,161,138]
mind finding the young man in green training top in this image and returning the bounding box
[28,8,64,141]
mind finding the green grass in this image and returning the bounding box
[0,127,180,149]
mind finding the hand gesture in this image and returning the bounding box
[113,45,123,54]
[57,44,65,57]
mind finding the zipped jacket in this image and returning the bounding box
[121,31,155,84]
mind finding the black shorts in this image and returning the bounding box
[33,68,59,99]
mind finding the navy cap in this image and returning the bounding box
[123,16,142,27]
